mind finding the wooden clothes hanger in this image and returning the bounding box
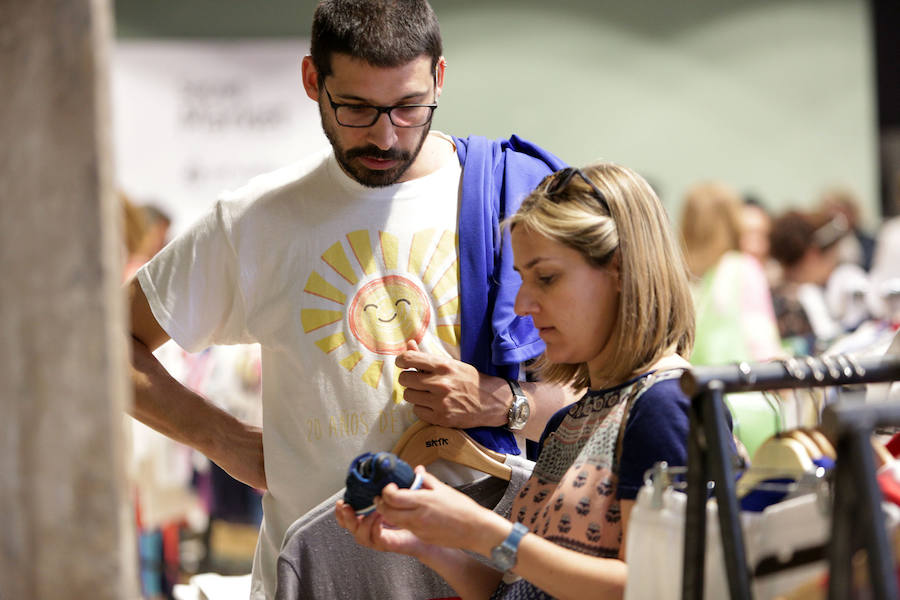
[391,420,512,481]
[784,430,824,461]
[801,427,837,460]
[871,436,894,469]
[737,435,816,498]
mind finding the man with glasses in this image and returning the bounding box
[126,1,574,597]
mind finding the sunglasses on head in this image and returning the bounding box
[544,167,611,214]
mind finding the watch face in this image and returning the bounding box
[509,396,529,430]
[491,522,528,571]
[518,398,531,421]
[491,544,515,571]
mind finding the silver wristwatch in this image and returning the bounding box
[506,379,530,431]
[490,521,529,572]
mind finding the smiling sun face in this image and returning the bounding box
[349,275,430,354]
[300,228,460,400]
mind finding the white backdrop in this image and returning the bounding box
[111,40,329,237]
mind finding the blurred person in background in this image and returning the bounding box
[739,195,772,264]
[141,203,173,258]
[679,181,782,366]
[818,185,876,272]
[826,216,900,357]
[122,195,173,280]
[817,186,877,335]
[679,182,782,458]
[740,195,782,287]
[122,191,150,281]
[868,216,900,329]
[769,209,847,355]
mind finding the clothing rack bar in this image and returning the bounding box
[680,354,900,398]
[679,353,900,600]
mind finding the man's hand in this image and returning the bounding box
[396,341,509,429]
[207,421,267,491]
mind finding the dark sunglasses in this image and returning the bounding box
[544,167,611,215]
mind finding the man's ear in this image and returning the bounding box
[434,56,446,100]
[301,55,320,101]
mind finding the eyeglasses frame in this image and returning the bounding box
[322,80,439,128]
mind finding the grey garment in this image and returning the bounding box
[275,454,535,600]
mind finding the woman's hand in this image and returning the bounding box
[335,465,514,598]
[374,466,508,554]
[335,498,431,558]
[335,465,506,557]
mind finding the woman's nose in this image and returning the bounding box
[514,288,536,317]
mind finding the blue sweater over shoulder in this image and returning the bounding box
[453,135,567,454]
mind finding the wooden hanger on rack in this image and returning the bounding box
[737,434,816,498]
[871,436,894,469]
[801,427,837,460]
[784,429,824,460]
[391,420,512,481]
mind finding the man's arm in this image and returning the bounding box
[396,342,579,442]
[128,278,267,490]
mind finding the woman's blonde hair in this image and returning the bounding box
[507,162,695,389]
[679,181,743,278]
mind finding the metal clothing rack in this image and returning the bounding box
[678,353,900,600]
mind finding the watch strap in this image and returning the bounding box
[491,521,529,571]
[507,378,525,400]
[506,378,528,430]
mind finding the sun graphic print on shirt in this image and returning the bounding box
[300,228,461,403]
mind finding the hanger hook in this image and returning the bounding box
[804,356,826,382]
[782,357,806,381]
[737,361,756,385]
[835,354,855,378]
[844,354,866,378]
[821,355,842,380]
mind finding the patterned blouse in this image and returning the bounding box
[490,369,690,600]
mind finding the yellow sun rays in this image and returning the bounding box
[302,229,460,403]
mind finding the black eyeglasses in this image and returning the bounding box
[323,84,438,128]
[544,167,611,215]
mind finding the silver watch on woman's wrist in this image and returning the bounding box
[506,379,530,431]
[490,521,529,572]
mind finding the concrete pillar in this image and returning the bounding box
[0,1,138,598]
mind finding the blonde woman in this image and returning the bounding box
[679,181,782,366]
[336,163,729,599]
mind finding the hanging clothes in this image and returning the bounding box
[624,473,831,599]
[275,454,535,600]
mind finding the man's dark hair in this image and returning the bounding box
[770,211,814,268]
[311,0,443,83]
[770,210,847,268]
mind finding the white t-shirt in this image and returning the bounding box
[137,138,463,598]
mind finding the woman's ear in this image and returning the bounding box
[610,251,623,292]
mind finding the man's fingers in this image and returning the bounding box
[410,403,440,424]
[396,341,449,373]
[398,368,440,391]
[396,350,436,371]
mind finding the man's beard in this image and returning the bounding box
[321,108,431,188]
